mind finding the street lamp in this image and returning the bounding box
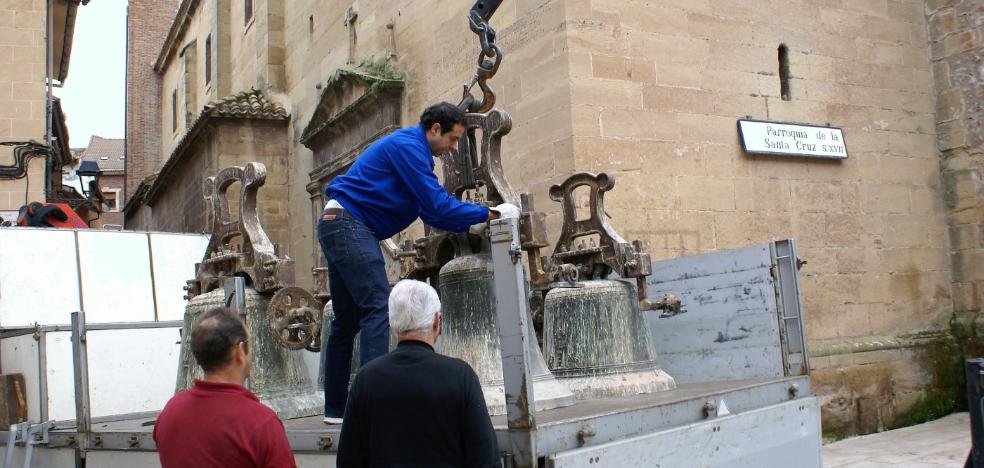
[76,160,102,199]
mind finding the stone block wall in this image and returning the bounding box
[0,1,48,209]
[136,120,291,252]
[563,0,950,436]
[930,0,984,332]
[278,0,954,435]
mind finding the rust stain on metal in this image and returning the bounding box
[268,286,321,350]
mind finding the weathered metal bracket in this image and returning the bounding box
[268,286,321,350]
[185,163,293,298]
[439,109,519,206]
[547,172,656,308]
[549,172,651,279]
[185,162,321,349]
[518,193,558,290]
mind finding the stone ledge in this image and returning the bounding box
[811,328,953,358]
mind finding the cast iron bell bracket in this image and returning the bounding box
[185,162,294,298]
[185,162,322,349]
[548,172,657,308]
[439,109,519,206]
[408,109,540,282]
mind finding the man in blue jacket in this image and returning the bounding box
[318,102,517,424]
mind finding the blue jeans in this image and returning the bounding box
[317,215,391,417]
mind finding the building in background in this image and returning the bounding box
[123,0,180,203]
[0,0,92,222]
[75,136,125,227]
[121,0,983,437]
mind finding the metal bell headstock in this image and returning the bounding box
[184,162,321,349]
[439,109,519,207]
[547,172,656,308]
[403,110,523,282]
[185,162,293,298]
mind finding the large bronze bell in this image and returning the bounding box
[543,279,675,399]
[317,301,395,386]
[439,253,575,416]
[177,288,324,419]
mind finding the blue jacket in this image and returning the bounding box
[324,126,490,240]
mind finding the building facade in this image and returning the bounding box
[76,136,125,227]
[124,0,179,199]
[0,0,90,221]
[124,0,981,436]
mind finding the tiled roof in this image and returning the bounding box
[133,89,288,211]
[207,89,289,120]
[79,136,125,172]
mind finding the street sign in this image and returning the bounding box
[737,119,848,160]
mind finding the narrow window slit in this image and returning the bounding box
[204,35,212,85]
[778,44,791,101]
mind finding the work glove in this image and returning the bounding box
[493,203,520,219]
[468,221,487,236]
[467,203,521,236]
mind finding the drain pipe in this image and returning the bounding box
[46,0,53,147]
[44,0,55,202]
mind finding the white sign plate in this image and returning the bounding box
[738,119,847,159]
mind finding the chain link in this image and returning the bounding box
[459,9,503,113]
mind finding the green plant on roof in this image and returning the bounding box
[350,56,407,81]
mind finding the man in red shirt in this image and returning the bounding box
[153,307,296,468]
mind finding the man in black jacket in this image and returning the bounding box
[336,279,501,468]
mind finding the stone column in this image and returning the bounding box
[929,0,984,337]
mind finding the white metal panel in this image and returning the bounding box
[0,334,41,421]
[43,331,75,422]
[0,229,81,327]
[297,454,338,467]
[76,231,155,323]
[149,233,209,321]
[0,446,76,468]
[645,244,785,384]
[43,327,182,421]
[87,327,182,418]
[86,451,162,468]
[548,397,822,468]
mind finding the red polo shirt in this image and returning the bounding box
[153,379,296,468]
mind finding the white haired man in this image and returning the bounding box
[336,279,501,468]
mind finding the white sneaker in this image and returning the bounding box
[323,416,343,425]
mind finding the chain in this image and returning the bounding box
[459,9,503,113]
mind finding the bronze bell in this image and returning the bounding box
[177,288,324,419]
[439,253,575,416]
[317,301,396,386]
[319,301,355,387]
[543,279,675,399]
